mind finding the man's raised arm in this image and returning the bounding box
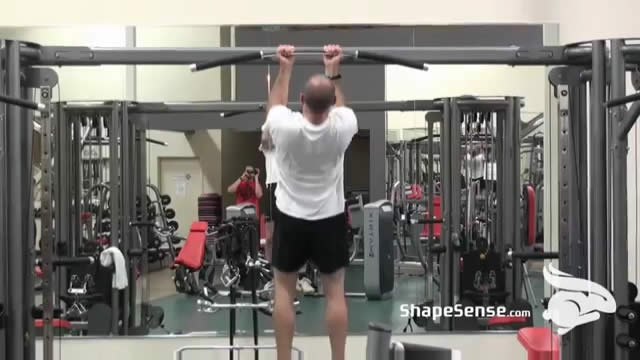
[324,44,345,107]
[267,45,295,112]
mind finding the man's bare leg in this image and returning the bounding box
[273,269,298,360]
[321,268,347,360]
[265,221,274,262]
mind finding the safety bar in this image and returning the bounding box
[191,48,428,72]
[129,221,156,228]
[605,92,640,108]
[48,256,95,267]
[508,251,559,260]
[174,345,304,360]
[196,300,270,309]
[415,218,444,224]
[0,94,45,111]
[128,249,144,257]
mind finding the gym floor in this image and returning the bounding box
[146,263,546,335]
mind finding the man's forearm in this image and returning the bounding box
[267,67,293,111]
[333,80,345,107]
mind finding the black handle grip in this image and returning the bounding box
[130,221,156,228]
[128,249,145,257]
[0,94,44,111]
[510,251,559,260]
[191,52,263,72]
[52,256,95,267]
[430,245,447,254]
[356,51,428,71]
[606,92,640,108]
[416,218,444,224]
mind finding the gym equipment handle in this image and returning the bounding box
[0,94,45,111]
[130,221,156,228]
[616,334,638,349]
[128,249,145,257]
[510,251,559,260]
[416,218,444,224]
[356,50,429,71]
[191,52,264,72]
[605,92,640,108]
[52,256,95,267]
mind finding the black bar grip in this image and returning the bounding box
[430,245,447,254]
[191,52,263,72]
[129,221,155,228]
[416,218,444,224]
[511,251,559,260]
[356,50,428,71]
[606,92,640,108]
[0,94,45,111]
[616,334,639,349]
[220,109,263,118]
[145,137,168,146]
[52,256,95,267]
[128,249,145,258]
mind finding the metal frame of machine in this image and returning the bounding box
[1,39,640,360]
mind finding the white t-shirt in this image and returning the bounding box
[260,122,279,185]
[265,105,358,220]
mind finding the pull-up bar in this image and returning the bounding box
[190,48,429,72]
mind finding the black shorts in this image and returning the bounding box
[265,183,278,221]
[271,209,349,274]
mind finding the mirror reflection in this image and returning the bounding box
[2,24,548,338]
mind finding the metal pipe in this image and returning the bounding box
[440,99,452,330]
[0,39,7,360]
[22,85,35,360]
[611,39,630,360]
[5,39,27,360]
[618,102,640,141]
[34,45,574,66]
[0,94,44,110]
[606,92,640,108]
[108,104,121,334]
[589,39,608,360]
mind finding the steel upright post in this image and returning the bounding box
[611,39,629,360]
[440,98,452,330]
[588,39,608,360]
[109,103,121,334]
[5,39,27,360]
[0,41,8,360]
[121,102,132,334]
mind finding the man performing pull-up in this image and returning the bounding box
[261,44,358,360]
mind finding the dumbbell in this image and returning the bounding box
[165,208,176,219]
[168,220,179,232]
[161,194,172,206]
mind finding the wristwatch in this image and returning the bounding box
[325,73,342,80]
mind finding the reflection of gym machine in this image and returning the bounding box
[196,203,298,360]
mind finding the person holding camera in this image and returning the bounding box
[227,165,264,211]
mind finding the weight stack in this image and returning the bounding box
[198,193,222,228]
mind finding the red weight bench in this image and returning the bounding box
[518,327,560,360]
[172,221,208,271]
[35,319,72,331]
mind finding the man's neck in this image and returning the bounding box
[303,109,328,125]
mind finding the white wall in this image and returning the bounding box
[35,333,527,360]
[0,26,128,100]
[135,26,224,224]
[3,0,540,26]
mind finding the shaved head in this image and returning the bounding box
[301,74,336,115]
